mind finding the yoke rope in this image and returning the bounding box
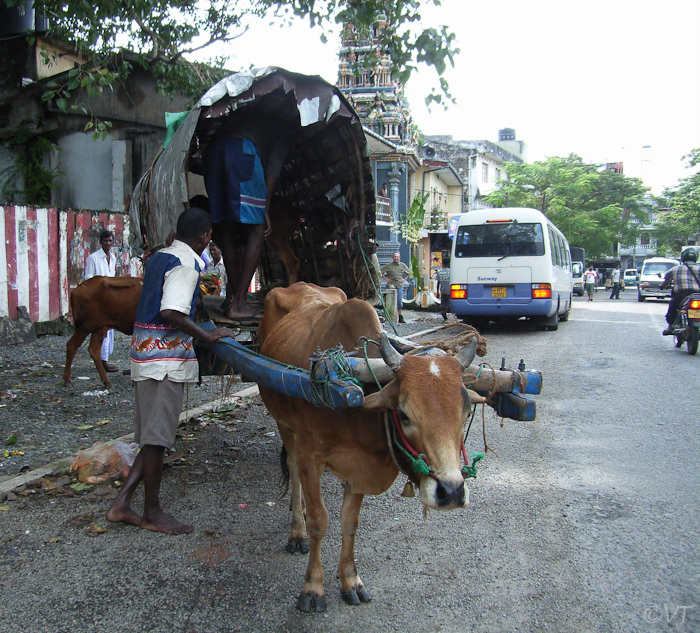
[308,346,363,409]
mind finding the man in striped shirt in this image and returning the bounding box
[660,248,700,335]
[107,208,234,534]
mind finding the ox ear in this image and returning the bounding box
[361,379,400,411]
[466,388,487,404]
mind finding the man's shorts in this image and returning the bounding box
[133,378,185,449]
[203,136,267,225]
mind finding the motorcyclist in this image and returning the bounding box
[660,248,700,335]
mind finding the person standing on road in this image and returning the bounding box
[381,251,411,323]
[106,208,234,535]
[583,266,598,301]
[660,248,700,335]
[609,263,622,300]
[436,256,452,321]
[84,230,118,373]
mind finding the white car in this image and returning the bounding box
[623,269,638,287]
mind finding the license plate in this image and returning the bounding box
[491,287,507,298]
[688,309,700,319]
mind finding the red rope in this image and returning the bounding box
[390,410,472,477]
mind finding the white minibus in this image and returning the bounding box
[450,208,573,331]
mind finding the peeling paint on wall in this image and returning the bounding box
[1,206,134,322]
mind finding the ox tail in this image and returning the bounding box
[278,446,290,501]
[68,287,82,328]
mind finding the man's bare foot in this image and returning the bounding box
[106,505,142,526]
[224,304,263,321]
[140,510,194,535]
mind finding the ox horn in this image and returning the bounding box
[379,332,404,372]
[348,333,403,384]
[454,336,478,371]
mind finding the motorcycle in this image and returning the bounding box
[671,292,700,355]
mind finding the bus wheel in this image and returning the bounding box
[463,318,487,331]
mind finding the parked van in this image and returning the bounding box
[637,257,678,301]
[570,247,585,296]
[623,269,638,287]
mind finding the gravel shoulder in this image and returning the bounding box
[1,300,697,633]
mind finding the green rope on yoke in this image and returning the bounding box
[462,452,485,479]
[308,345,363,409]
[359,337,382,389]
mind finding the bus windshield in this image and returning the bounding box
[454,222,546,258]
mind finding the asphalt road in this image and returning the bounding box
[1,288,699,633]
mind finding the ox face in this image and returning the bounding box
[363,353,474,511]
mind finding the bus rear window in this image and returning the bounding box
[454,222,545,258]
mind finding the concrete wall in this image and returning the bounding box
[53,134,113,211]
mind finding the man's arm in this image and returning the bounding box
[160,310,234,344]
[659,268,674,290]
[84,254,96,280]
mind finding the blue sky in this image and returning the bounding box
[206,0,700,194]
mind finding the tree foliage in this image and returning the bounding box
[654,148,700,254]
[5,0,457,108]
[485,154,648,258]
[0,127,61,204]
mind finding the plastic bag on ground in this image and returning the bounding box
[70,441,138,484]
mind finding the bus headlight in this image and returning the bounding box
[531,283,552,299]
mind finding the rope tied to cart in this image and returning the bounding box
[308,345,363,409]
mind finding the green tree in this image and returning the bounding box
[654,148,700,254]
[485,154,647,258]
[5,0,457,110]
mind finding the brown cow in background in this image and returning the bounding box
[63,276,143,387]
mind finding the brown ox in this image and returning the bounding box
[63,276,143,387]
[258,282,478,612]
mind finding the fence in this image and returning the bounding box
[0,206,134,323]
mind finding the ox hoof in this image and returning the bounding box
[286,537,309,554]
[341,587,371,605]
[296,592,327,613]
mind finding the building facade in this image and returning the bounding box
[424,130,526,212]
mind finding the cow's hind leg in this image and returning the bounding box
[88,327,111,386]
[296,459,328,613]
[281,435,308,553]
[63,328,89,386]
[338,488,371,605]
